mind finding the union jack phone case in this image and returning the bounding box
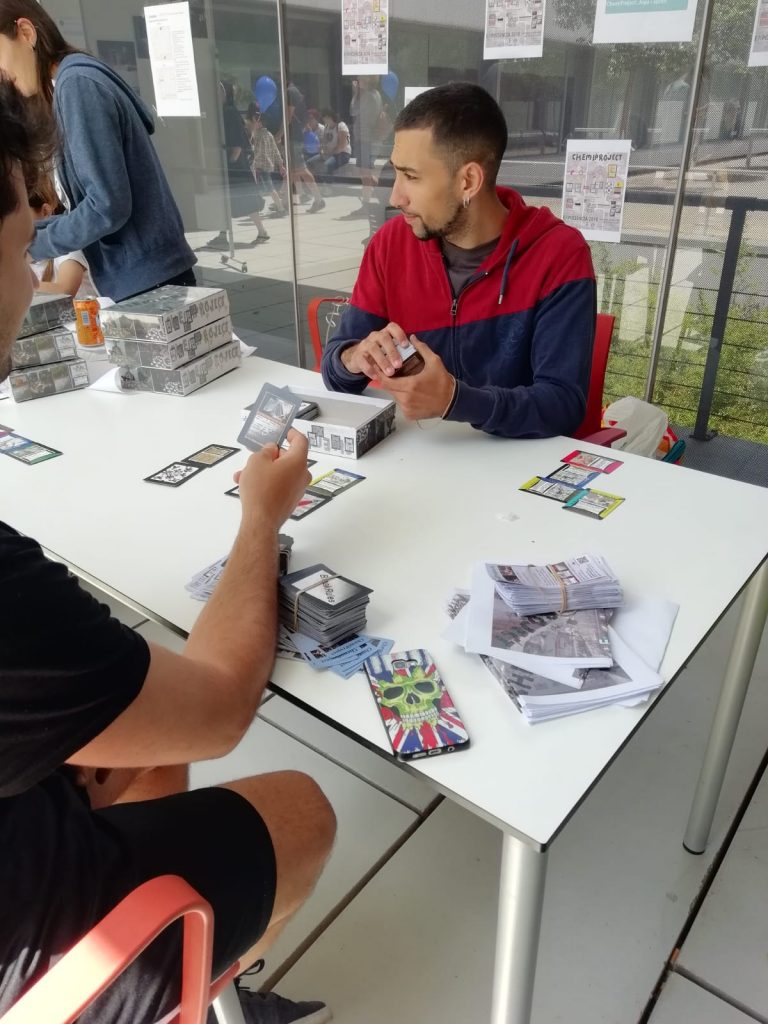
[364,649,470,761]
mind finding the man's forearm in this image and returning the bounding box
[184,516,279,708]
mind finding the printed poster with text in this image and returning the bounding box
[144,1,201,117]
[484,0,546,59]
[342,0,389,76]
[561,140,632,243]
[593,0,698,44]
[749,0,768,66]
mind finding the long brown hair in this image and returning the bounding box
[0,0,80,106]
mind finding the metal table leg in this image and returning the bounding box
[684,560,768,854]
[490,833,548,1024]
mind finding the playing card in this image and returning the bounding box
[519,476,584,503]
[3,441,62,465]
[0,433,32,452]
[183,444,239,467]
[290,492,330,520]
[225,485,240,498]
[281,564,373,615]
[562,450,623,474]
[185,555,228,601]
[563,488,625,519]
[544,464,599,488]
[145,461,204,487]
[238,383,302,452]
[307,468,365,498]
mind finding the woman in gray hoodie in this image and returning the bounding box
[0,0,196,301]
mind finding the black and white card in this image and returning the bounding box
[145,461,204,487]
[238,383,301,452]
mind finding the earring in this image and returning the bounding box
[463,195,470,209]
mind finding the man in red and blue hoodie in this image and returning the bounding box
[321,82,596,438]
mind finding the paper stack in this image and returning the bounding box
[278,563,372,644]
[487,555,623,616]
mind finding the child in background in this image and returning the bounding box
[245,102,287,218]
[29,182,91,297]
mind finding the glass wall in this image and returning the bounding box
[43,0,768,445]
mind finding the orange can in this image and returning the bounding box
[73,297,104,347]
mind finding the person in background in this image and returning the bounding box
[314,109,352,178]
[302,109,322,166]
[284,81,325,214]
[0,77,335,1024]
[208,81,270,249]
[340,77,382,221]
[28,181,90,297]
[245,101,287,218]
[322,83,596,439]
[0,0,196,302]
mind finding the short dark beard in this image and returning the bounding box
[415,199,467,242]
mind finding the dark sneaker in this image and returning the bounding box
[237,990,331,1024]
[307,198,326,214]
[205,232,229,249]
[253,233,270,245]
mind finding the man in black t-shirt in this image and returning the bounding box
[0,81,334,1024]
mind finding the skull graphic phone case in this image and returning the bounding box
[363,649,470,761]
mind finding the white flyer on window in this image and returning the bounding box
[561,139,631,243]
[144,1,201,117]
[342,0,389,76]
[484,0,546,59]
[593,0,698,44]
[749,0,768,66]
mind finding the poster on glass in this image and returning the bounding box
[561,140,631,244]
[342,0,389,76]
[144,1,201,118]
[593,0,699,45]
[483,0,546,59]
[749,0,768,66]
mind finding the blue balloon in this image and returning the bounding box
[253,75,277,112]
[380,71,399,100]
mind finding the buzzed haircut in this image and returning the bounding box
[394,83,508,188]
[0,76,56,224]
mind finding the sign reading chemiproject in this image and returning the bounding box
[561,140,632,244]
[593,0,699,43]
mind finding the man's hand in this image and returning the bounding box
[235,428,311,529]
[378,337,456,421]
[340,322,411,379]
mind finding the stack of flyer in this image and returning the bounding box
[444,556,678,724]
[488,555,623,616]
[100,285,240,396]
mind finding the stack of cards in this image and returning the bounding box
[238,383,301,452]
[485,555,623,616]
[279,627,394,678]
[519,449,625,520]
[278,563,372,644]
[186,534,294,601]
[290,467,365,520]
[145,443,240,487]
[0,424,61,465]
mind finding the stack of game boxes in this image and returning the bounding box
[100,285,241,397]
[8,294,87,403]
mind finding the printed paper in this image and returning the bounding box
[749,0,768,66]
[342,0,389,76]
[144,1,201,117]
[561,139,631,243]
[484,0,546,59]
[593,0,699,44]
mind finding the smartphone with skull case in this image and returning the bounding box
[363,649,470,761]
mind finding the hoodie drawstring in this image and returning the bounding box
[498,238,518,306]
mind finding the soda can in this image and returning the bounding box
[73,297,104,347]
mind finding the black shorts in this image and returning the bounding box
[0,773,276,1024]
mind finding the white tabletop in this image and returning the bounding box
[2,357,767,848]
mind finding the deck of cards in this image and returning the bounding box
[278,627,394,678]
[278,563,372,644]
[239,383,301,452]
[186,535,294,601]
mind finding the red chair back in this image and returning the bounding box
[307,296,349,371]
[573,312,615,440]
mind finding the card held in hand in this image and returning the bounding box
[238,383,301,452]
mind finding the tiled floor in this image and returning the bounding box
[109,586,768,1023]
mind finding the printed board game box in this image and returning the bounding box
[119,339,241,396]
[242,386,396,459]
[99,286,229,344]
[9,358,88,402]
[10,328,77,369]
[105,315,234,370]
[17,293,74,339]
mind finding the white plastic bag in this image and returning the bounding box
[602,397,668,458]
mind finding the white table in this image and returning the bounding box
[2,356,767,1024]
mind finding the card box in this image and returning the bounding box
[242,386,396,460]
[10,328,77,369]
[17,294,74,339]
[99,286,230,344]
[9,358,89,402]
[104,315,234,370]
[118,339,241,397]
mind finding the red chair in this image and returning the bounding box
[0,875,244,1024]
[306,300,626,446]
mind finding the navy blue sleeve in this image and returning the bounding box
[29,76,133,260]
[448,276,597,438]
[320,303,388,394]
